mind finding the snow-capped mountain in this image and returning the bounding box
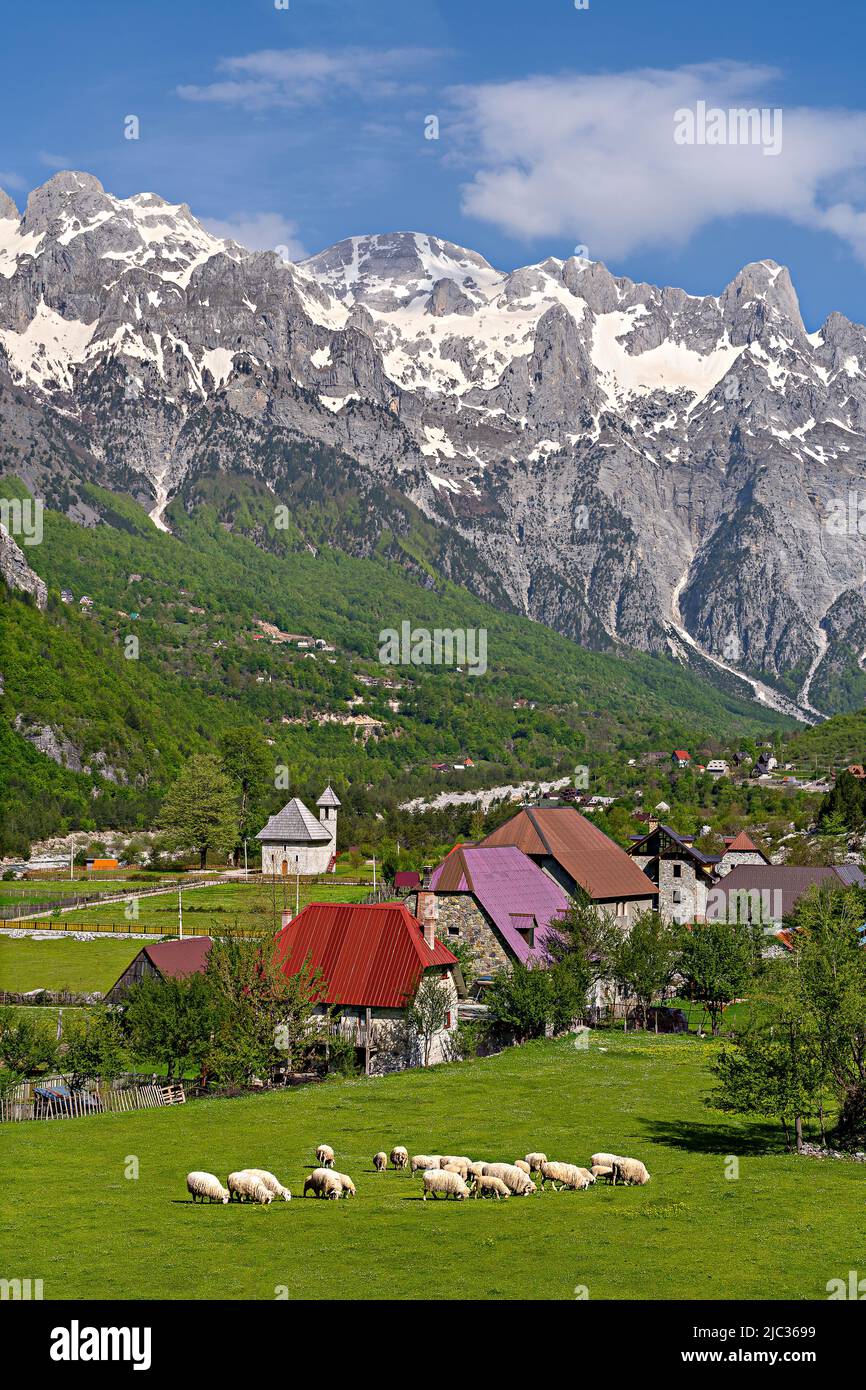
[2,171,866,720]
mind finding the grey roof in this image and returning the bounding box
[256,798,333,843]
[717,865,865,920]
[316,784,341,808]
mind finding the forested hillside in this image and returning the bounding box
[1,472,793,853]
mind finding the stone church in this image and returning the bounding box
[257,785,340,876]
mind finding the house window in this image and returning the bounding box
[673,890,682,904]
[516,927,535,948]
[673,863,682,879]
[444,1011,452,1028]
[448,926,460,937]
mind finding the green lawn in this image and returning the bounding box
[54,880,372,933]
[0,937,145,993]
[1,1032,860,1300]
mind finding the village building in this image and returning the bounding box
[105,936,212,1004]
[709,864,866,929]
[706,759,729,778]
[256,786,340,876]
[627,824,719,923]
[751,751,778,778]
[416,844,572,982]
[478,805,657,921]
[274,901,463,1073]
[714,831,771,878]
[671,749,691,768]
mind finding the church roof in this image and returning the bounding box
[316,784,341,808]
[256,798,333,844]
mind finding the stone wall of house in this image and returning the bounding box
[715,850,767,878]
[261,841,332,876]
[631,854,711,922]
[430,893,513,976]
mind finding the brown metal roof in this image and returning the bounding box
[480,807,656,902]
[143,936,213,978]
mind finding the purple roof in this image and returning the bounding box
[428,845,570,963]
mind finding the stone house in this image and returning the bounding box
[478,805,657,921]
[274,901,463,1073]
[627,824,719,923]
[256,785,339,876]
[415,844,573,982]
[714,831,771,878]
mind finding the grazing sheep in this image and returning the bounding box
[228,1171,274,1205]
[411,1153,442,1173]
[186,1171,230,1204]
[525,1152,548,1172]
[422,1168,469,1201]
[612,1157,651,1186]
[441,1159,471,1180]
[471,1174,510,1200]
[481,1163,537,1196]
[591,1164,614,1183]
[303,1168,342,1199]
[439,1155,472,1169]
[373,1151,387,1172]
[242,1168,292,1201]
[513,1159,531,1175]
[539,1161,594,1192]
[591,1152,625,1169]
[315,1144,335,1168]
[390,1146,409,1170]
[333,1171,356,1197]
[467,1161,488,1181]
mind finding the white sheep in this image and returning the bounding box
[471,1174,510,1200]
[411,1153,442,1173]
[422,1168,469,1201]
[439,1155,472,1169]
[315,1143,335,1168]
[539,1161,594,1192]
[525,1152,548,1171]
[243,1168,292,1201]
[332,1171,356,1197]
[186,1171,230,1204]
[390,1146,409,1169]
[591,1152,625,1168]
[303,1167,342,1199]
[228,1171,274,1205]
[513,1159,531,1175]
[373,1151,387,1172]
[481,1163,537,1196]
[441,1159,470,1180]
[467,1161,488,1181]
[591,1164,614,1183]
[612,1157,651,1186]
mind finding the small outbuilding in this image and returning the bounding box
[104,936,212,1004]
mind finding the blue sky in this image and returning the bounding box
[2,0,866,327]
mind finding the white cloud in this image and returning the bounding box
[0,170,25,192]
[178,46,443,110]
[201,211,306,260]
[450,62,866,266]
[38,151,73,170]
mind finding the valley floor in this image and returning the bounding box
[1,1033,859,1300]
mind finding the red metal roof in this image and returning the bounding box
[143,936,212,979]
[273,902,457,1010]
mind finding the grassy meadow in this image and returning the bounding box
[1,1032,862,1301]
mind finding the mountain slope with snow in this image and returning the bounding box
[2,171,866,720]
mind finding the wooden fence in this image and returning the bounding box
[0,1079,184,1124]
[0,919,263,937]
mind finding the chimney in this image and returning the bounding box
[416,891,438,950]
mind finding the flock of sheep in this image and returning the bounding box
[380,1146,650,1200]
[186,1143,650,1207]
